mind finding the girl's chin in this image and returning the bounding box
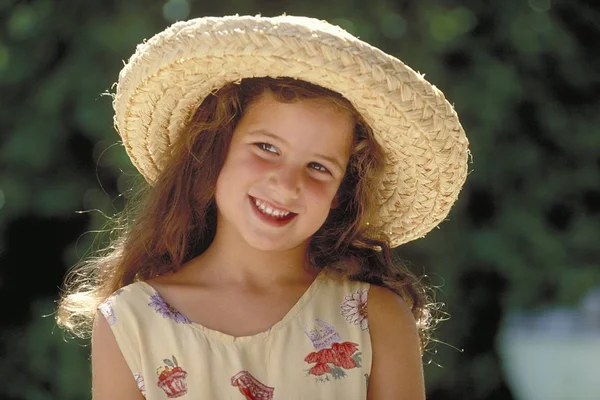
[240,227,313,253]
[240,232,307,253]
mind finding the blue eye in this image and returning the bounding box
[309,162,329,173]
[256,143,278,153]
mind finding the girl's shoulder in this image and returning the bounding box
[97,280,159,322]
[103,280,154,303]
[317,271,372,316]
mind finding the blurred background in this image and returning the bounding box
[1,0,599,399]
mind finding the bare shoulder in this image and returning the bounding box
[368,284,417,328]
[91,310,144,400]
[367,285,425,400]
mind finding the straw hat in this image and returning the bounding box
[112,15,470,247]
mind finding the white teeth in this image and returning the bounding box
[253,198,290,218]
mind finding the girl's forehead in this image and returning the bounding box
[243,92,353,129]
[239,92,354,153]
[247,90,349,112]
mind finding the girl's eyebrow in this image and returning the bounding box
[249,129,345,172]
[248,129,284,143]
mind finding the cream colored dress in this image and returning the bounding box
[98,272,372,399]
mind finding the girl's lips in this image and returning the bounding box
[248,195,297,227]
[249,195,295,214]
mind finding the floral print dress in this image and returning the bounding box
[98,272,372,399]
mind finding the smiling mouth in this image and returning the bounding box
[249,195,297,222]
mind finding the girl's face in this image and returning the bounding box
[214,91,354,252]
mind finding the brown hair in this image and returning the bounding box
[56,77,435,347]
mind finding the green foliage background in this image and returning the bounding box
[0,0,598,399]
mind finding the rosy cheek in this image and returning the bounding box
[304,179,338,203]
[245,155,274,174]
[228,149,268,171]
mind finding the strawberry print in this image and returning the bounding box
[231,371,275,399]
[156,355,188,398]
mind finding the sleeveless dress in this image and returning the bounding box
[97,272,372,399]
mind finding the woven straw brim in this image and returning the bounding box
[113,15,469,247]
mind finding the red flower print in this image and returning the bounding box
[331,342,359,369]
[334,353,357,369]
[332,341,358,357]
[305,352,320,363]
[308,362,331,376]
[305,341,361,378]
[317,348,336,364]
[303,319,362,382]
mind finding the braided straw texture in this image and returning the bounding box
[112,15,469,247]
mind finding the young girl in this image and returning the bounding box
[57,15,469,399]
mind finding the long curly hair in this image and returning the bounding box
[56,77,435,348]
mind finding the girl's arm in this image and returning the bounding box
[91,311,145,400]
[367,285,426,400]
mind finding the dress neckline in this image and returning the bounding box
[136,271,326,344]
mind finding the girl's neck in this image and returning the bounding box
[182,227,316,287]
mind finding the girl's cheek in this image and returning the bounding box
[304,178,338,202]
[227,148,267,170]
[243,154,273,173]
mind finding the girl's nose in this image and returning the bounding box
[271,165,302,199]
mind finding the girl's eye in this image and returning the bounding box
[256,143,278,154]
[309,162,330,174]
